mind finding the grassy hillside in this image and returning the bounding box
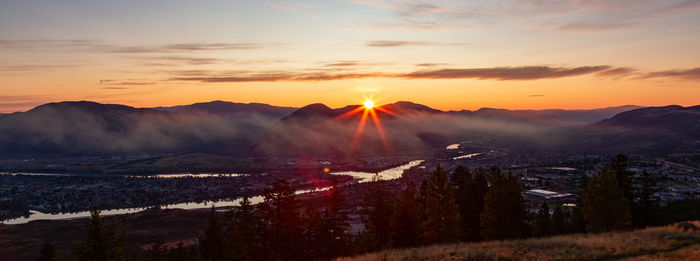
[338,221,700,261]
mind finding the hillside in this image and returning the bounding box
[337,221,700,261]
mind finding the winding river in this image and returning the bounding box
[2,160,424,225]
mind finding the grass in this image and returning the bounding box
[337,221,700,261]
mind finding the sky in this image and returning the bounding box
[1,0,700,113]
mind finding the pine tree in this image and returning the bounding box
[551,205,568,235]
[229,196,260,261]
[320,183,350,259]
[480,167,527,240]
[258,179,302,260]
[421,164,461,244]
[199,205,229,261]
[36,241,57,261]
[361,174,394,251]
[582,166,631,232]
[633,170,658,227]
[457,167,488,241]
[535,202,551,237]
[71,207,130,261]
[390,181,420,248]
[301,207,323,260]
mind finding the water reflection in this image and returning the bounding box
[329,160,424,183]
[2,160,423,224]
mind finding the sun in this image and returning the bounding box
[363,99,375,109]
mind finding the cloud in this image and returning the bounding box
[366,41,434,47]
[0,95,50,113]
[641,67,700,80]
[416,63,448,67]
[401,66,614,80]
[352,0,700,31]
[131,56,222,66]
[529,94,545,97]
[166,65,624,83]
[595,67,637,77]
[0,39,269,53]
[555,22,634,32]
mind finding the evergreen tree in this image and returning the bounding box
[258,179,302,260]
[71,207,130,261]
[301,208,323,260]
[535,202,551,237]
[390,181,420,248]
[582,166,631,232]
[199,205,229,261]
[421,164,461,244]
[551,205,568,235]
[457,167,489,241]
[480,168,527,240]
[36,241,56,261]
[633,170,658,227]
[360,174,394,251]
[229,196,260,261]
[320,183,350,259]
[569,175,589,234]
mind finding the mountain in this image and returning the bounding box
[530,105,642,124]
[153,100,297,119]
[556,105,700,155]
[0,101,279,157]
[595,105,700,137]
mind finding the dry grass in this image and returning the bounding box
[337,221,700,261]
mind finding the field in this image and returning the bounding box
[338,221,700,261]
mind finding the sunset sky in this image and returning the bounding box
[1,0,700,113]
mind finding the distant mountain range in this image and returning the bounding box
[0,100,697,158]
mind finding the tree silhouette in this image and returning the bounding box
[390,181,420,248]
[535,202,551,237]
[258,179,302,260]
[551,205,568,235]
[582,166,631,232]
[320,183,350,258]
[361,174,394,251]
[480,168,527,240]
[199,205,229,261]
[451,166,488,241]
[71,207,130,261]
[421,164,461,244]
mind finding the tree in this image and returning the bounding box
[258,179,302,260]
[421,164,461,244]
[535,202,551,237]
[390,181,420,248]
[452,167,488,241]
[633,170,658,227]
[361,174,394,251]
[320,183,350,259]
[71,207,130,261]
[199,205,229,261]
[582,166,631,232]
[480,167,527,240]
[228,196,261,261]
[36,241,56,261]
[551,206,568,235]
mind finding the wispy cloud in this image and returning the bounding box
[641,67,700,80]
[352,0,700,31]
[166,65,628,83]
[401,66,615,80]
[366,40,434,47]
[0,40,270,53]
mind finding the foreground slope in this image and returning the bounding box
[338,221,700,261]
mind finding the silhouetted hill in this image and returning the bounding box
[531,105,642,124]
[0,101,278,157]
[595,105,700,138]
[154,100,296,119]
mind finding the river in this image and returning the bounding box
[2,160,424,225]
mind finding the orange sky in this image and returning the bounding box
[2,1,700,113]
